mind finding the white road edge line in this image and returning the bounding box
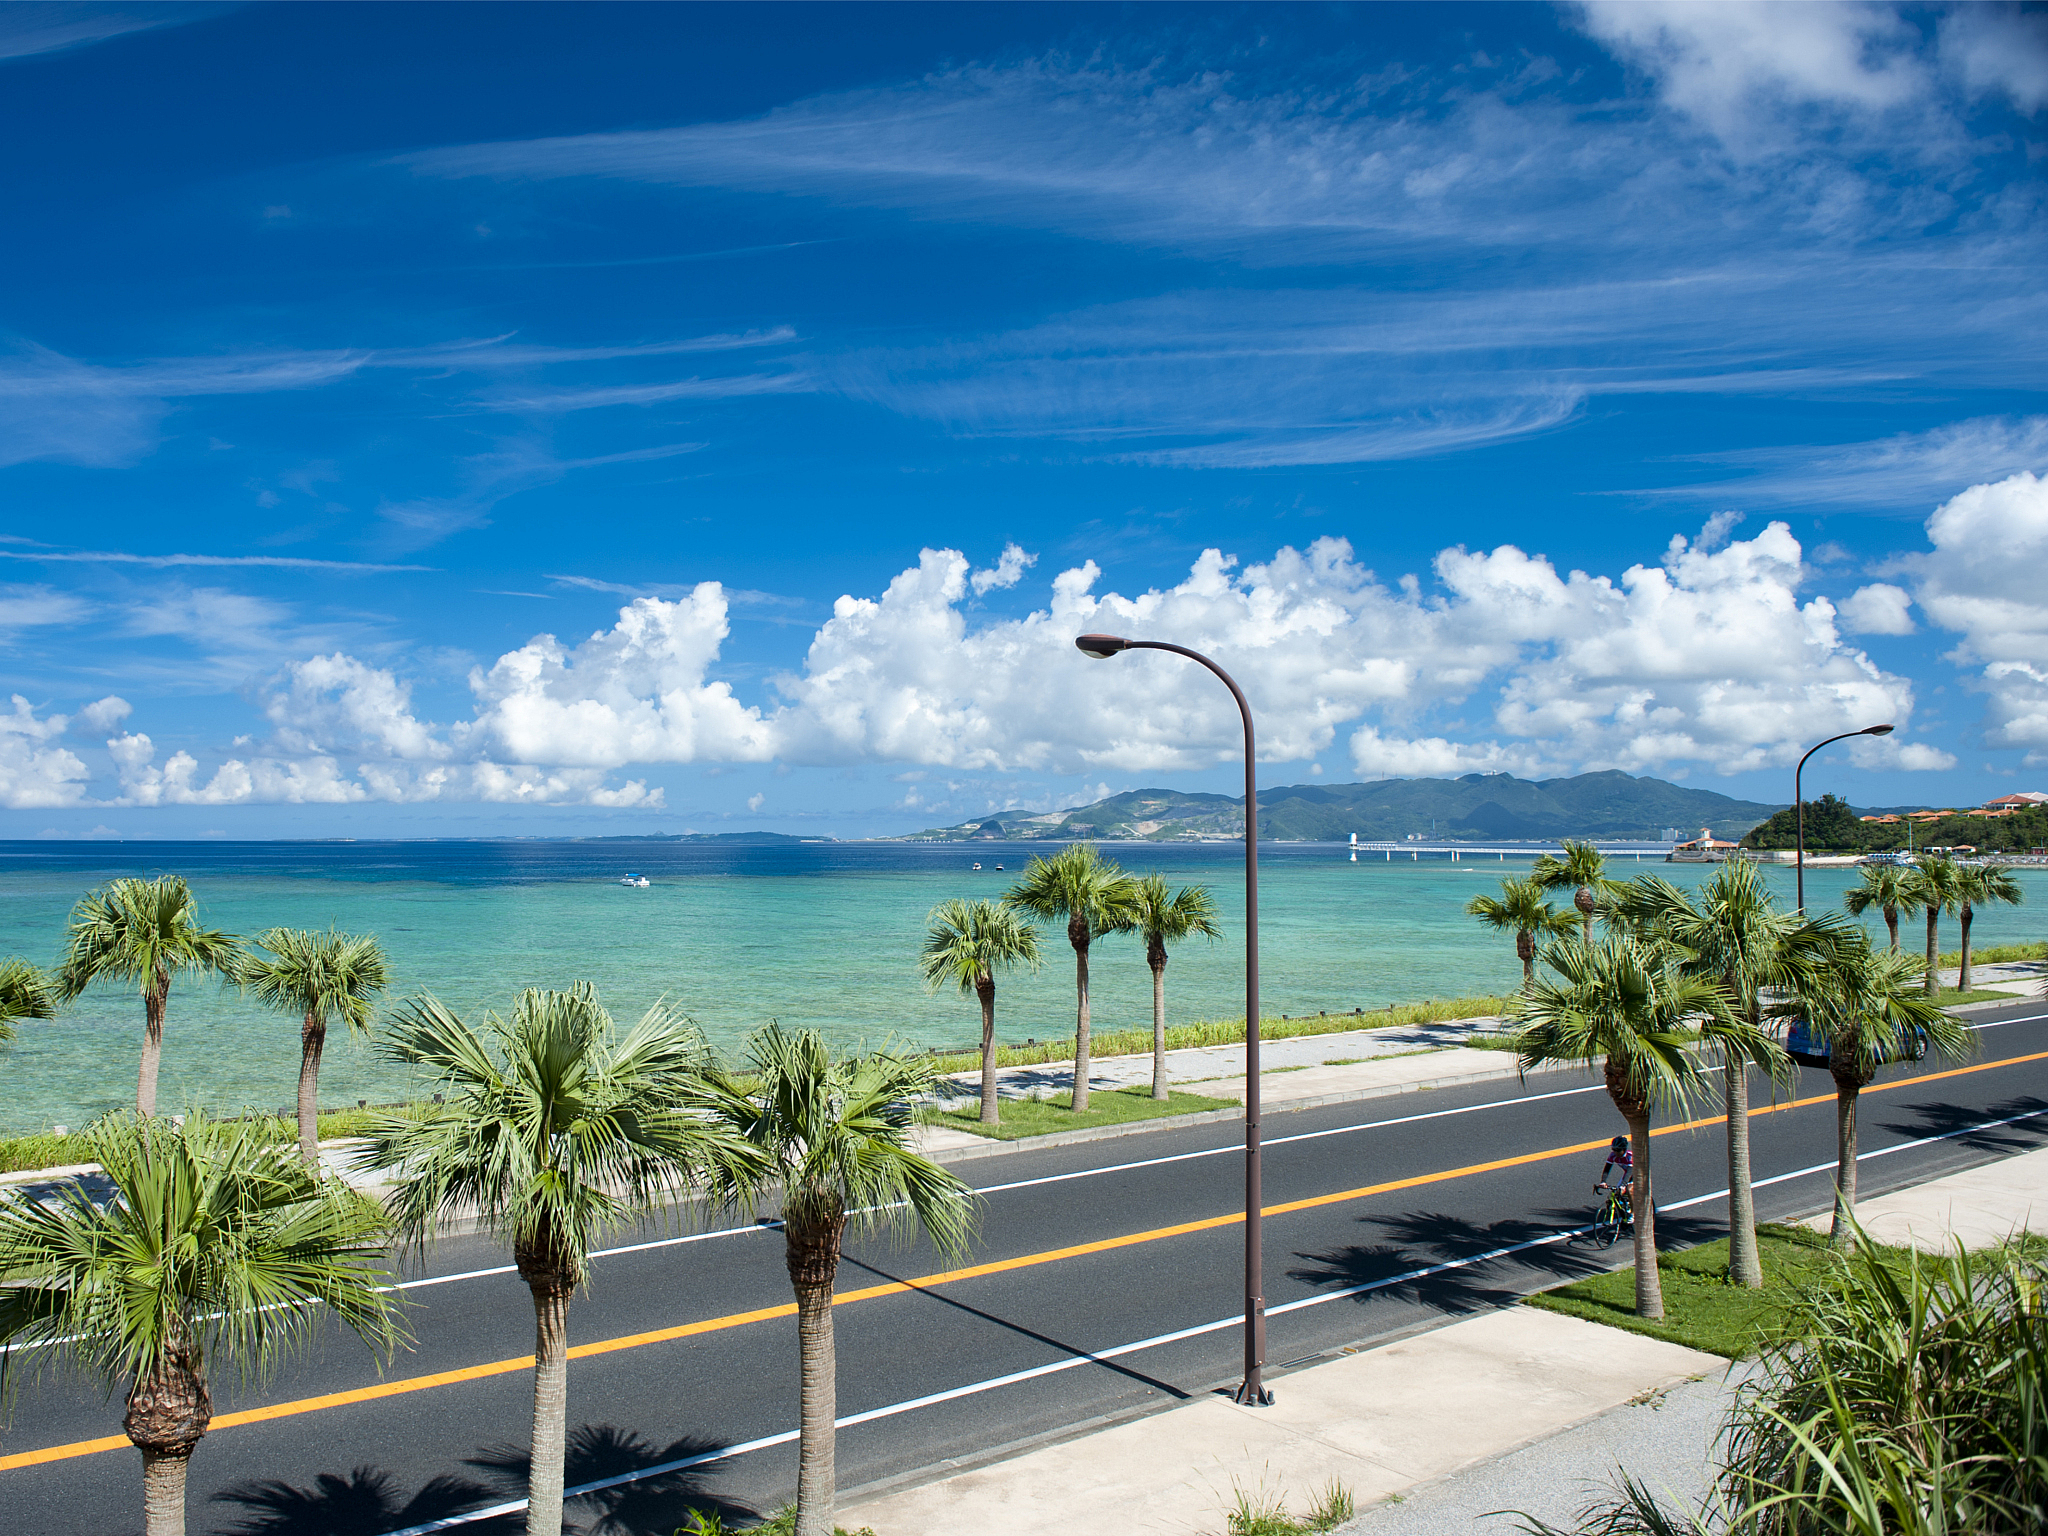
[375,1097,2048,1536]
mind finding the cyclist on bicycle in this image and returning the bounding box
[1595,1135,1634,1221]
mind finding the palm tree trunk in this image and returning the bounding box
[1829,1077,1861,1252]
[1883,903,1898,951]
[786,1208,848,1536]
[1959,902,1975,993]
[515,1243,575,1536]
[137,965,170,1116]
[1925,906,1940,998]
[296,1012,326,1166]
[139,1447,194,1536]
[1724,1058,1761,1288]
[125,1348,211,1536]
[1071,926,1093,1114]
[1626,1109,1662,1320]
[1517,929,1535,991]
[1150,956,1169,1101]
[976,976,1000,1126]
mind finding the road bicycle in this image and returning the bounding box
[1589,1183,1633,1247]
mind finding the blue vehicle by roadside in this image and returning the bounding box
[1785,1014,1928,1069]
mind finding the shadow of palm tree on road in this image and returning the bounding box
[212,1465,521,1536]
[1875,1095,2048,1159]
[1287,1205,1726,1315]
[468,1424,759,1536]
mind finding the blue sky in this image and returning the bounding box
[2,1,2045,838]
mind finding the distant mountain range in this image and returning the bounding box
[897,771,1787,843]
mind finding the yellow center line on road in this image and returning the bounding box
[7,1045,2044,1473]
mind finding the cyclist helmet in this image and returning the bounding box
[1610,1135,1628,1151]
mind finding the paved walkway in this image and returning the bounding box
[848,1089,2048,1536]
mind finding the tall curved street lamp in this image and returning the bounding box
[1794,724,1894,911]
[1075,632,1273,1406]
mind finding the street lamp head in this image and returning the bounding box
[1863,723,1895,736]
[1074,633,1130,659]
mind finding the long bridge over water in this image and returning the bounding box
[1348,840,1675,862]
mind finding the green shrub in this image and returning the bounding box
[1516,1236,2048,1534]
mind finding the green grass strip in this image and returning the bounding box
[930,1084,1239,1141]
[1526,1223,1916,1359]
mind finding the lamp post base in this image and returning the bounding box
[1232,1380,1274,1406]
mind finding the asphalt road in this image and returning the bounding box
[7,999,2047,1536]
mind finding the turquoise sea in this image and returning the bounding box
[0,840,2039,1135]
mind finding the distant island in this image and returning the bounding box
[892,770,1787,844]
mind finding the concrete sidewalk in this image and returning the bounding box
[847,1099,2048,1536]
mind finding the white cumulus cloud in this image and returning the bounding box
[970,542,1036,596]
[462,588,777,767]
[1839,583,1916,635]
[1912,471,2048,763]
[0,696,91,808]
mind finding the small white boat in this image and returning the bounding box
[618,874,650,887]
[971,862,982,871]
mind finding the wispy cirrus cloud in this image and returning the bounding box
[475,371,810,414]
[0,330,796,470]
[0,549,432,573]
[827,262,2044,467]
[374,440,705,551]
[1629,415,2048,514]
[0,3,223,64]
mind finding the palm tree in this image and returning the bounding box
[1004,843,1138,1112]
[698,1026,976,1536]
[1127,875,1223,1100]
[0,957,57,1041]
[1903,854,1962,998]
[920,899,1041,1124]
[0,1112,398,1536]
[1466,876,1580,990]
[1843,862,1912,951]
[1532,840,1614,942]
[1628,862,1831,1289]
[239,927,393,1166]
[1510,937,1761,1319]
[55,875,243,1115]
[357,985,761,1536]
[1953,862,2025,993]
[1783,941,1969,1250]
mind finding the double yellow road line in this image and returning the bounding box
[6,1047,2043,1473]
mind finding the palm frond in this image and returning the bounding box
[1511,937,1724,1114]
[0,1112,400,1399]
[0,958,57,1040]
[1002,843,1138,938]
[355,986,764,1277]
[709,1023,978,1258]
[919,900,1040,995]
[240,926,393,1038]
[54,875,243,1001]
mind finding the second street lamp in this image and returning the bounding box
[1794,723,1894,911]
[1074,631,1272,1406]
